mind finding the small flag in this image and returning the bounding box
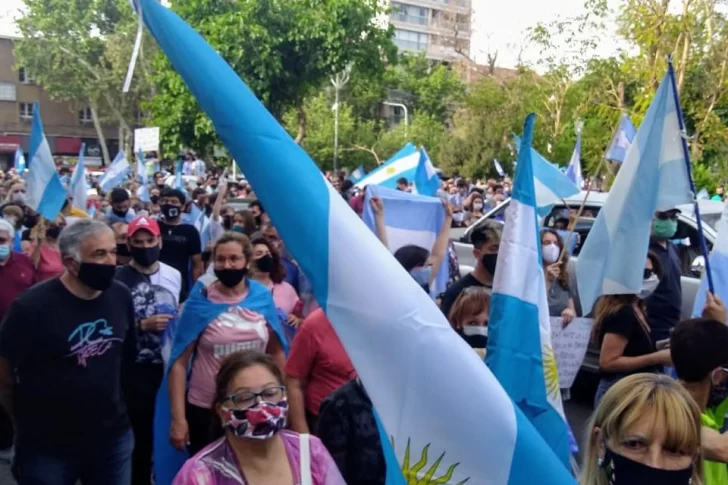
[25,102,66,220]
[565,134,583,189]
[70,144,88,212]
[413,148,440,197]
[494,159,505,177]
[354,143,419,189]
[136,149,151,202]
[605,113,637,164]
[98,152,131,192]
[348,165,365,183]
[14,147,26,176]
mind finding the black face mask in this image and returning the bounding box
[23,215,38,229]
[131,246,160,267]
[112,208,128,218]
[161,204,181,220]
[46,226,62,240]
[481,253,498,276]
[254,215,262,227]
[77,262,117,291]
[601,446,693,485]
[150,195,160,204]
[204,205,213,217]
[156,184,166,191]
[214,268,247,288]
[116,243,131,258]
[222,215,233,230]
[255,254,275,273]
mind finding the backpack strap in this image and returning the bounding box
[299,433,312,485]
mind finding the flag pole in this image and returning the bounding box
[667,58,715,293]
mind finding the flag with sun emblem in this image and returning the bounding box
[486,113,571,469]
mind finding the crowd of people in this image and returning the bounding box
[0,159,725,485]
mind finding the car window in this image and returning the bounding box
[700,212,721,231]
[674,219,713,277]
[543,205,602,227]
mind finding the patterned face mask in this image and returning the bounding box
[222,399,288,440]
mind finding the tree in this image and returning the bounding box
[147,0,397,157]
[14,0,152,164]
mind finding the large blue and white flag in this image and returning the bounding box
[362,185,449,297]
[605,113,637,164]
[348,165,365,183]
[576,68,692,315]
[354,143,420,189]
[70,144,88,212]
[693,203,728,318]
[565,134,583,190]
[513,135,580,208]
[98,152,131,192]
[413,148,440,197]
[26,102,66,220]
[136,149,151,203]
[136,1,577,483]
[488,114,570,468]
[494,159,505,177]
[14,147,26,176]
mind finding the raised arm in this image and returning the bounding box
[428,201,453,285]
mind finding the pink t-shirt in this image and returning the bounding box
[187,284,270,409]
[173,431,346,485]
[271,281,300,315]
[35,243,64,282]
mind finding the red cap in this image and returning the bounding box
[128,216,160,238]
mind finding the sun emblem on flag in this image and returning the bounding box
[386,166,397,175]
[393,438,470,485]
[543,345,560,400]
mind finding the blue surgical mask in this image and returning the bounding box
[410,266,431,287]
[0,244,11,260]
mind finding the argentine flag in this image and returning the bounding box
[576,66,692,315]
[413,148,440,197]
[136,149,151,203]
[513,135,580,208]
[70,144,88,212]
[354,143,420,189]
[565,134,583,190]
[134,0,577,483]
[693,203,728,319]
[494,159,506,177]
[26,102,67,220]
[605,113,637,164]
[98,152,131,192]
[348,165,365,183]
[14,147,26,176]
[487,114,570,468]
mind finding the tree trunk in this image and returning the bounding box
[294,103,307,145]
[89,101,110,166]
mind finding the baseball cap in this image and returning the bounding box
[128,216,160,238]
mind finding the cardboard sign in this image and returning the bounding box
[549,317,594,389]
[134,127,160,153]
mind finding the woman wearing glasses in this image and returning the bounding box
[173,351,345,485]
[592,250,673,406]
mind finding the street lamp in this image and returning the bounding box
[383,101,408,140]
[331,65,352,174]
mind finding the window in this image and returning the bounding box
[18,67,35,84]
[19,102,34,120]
[79,106,93,123]
[0,83,16,102]
[391,3,429,25]
[394,29,428,52]
[391,106,405,124]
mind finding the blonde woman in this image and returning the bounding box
[581,373,703,485]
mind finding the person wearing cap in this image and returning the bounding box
[646,208,684,343]
[114,216,181,485]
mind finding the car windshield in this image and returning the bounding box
[700,212,721,231]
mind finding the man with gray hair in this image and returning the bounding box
[0,219,137,485]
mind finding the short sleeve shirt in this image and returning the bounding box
[598,305,659,377]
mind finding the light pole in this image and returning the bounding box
[383,101,408,140]
[331,66,352,174]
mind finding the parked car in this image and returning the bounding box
[453,192,722,373]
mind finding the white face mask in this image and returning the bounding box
[462,325,488,337]
[473,202,483,211]
[638,274,660,299]
[542,243,561,265]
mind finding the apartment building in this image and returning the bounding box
[0,35,119,169]
[390,0,472,62]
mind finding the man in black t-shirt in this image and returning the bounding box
[0,219,136,485]
[440,221,502,318]
[157,188,203,301]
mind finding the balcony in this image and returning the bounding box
[391,12,429,26]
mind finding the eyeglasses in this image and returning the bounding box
[223,386,286,409]
[643,268,655,279]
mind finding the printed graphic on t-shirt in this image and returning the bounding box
[211,308,267,359]
[130,282,178,364]
[66,319,123,367]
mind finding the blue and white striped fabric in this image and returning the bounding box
[488,114,570,469]
[348,165,365,183]
[494,159,506,177]
[576,69,693,315]
[565,134,583,190]
[697,188,710,201]
[513,135,580,208]
[693,203,728,318]
[136,149,151,203]
[187,203,212,250]
[413,148,440,197]
[14,147,26,176]
[136,1,577,483]
[605,113,637,164]
[98,152,130,192]
[70,144,88,212]
[26,102,66,220]
[361,185,448,297]
[354,143,419,189]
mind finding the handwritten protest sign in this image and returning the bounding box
[549,317,593,389]
[134,127,160,153]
